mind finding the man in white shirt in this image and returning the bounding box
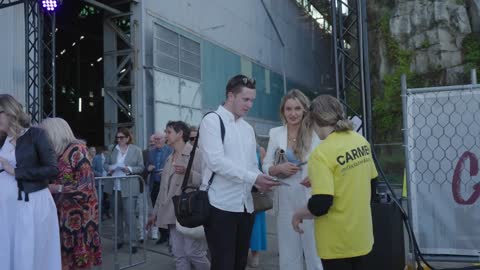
[199,74,279,270]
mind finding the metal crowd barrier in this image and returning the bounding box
[95,175,148,270]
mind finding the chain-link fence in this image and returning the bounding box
[402,71,480,259]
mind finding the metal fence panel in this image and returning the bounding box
[96,175,148,270]
[403,80,480,257]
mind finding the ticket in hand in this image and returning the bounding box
[270,176,290,186]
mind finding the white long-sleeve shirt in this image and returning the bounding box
[199,105,261,213]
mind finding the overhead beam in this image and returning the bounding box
[0,0,23,9]
[81,0,122,15]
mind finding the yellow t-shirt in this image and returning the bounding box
[308,131,378,259]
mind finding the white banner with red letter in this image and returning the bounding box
[405,87,480,256]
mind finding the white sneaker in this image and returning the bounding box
[248,253,260,268]
[151,226,159,240]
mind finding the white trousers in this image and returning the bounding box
[169,226,210,270]
[276,172,323,270]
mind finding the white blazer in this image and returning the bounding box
[263,126,321,178]
[262,125,321,214]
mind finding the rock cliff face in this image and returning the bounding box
[367,0,480,141]
[390,0,472,84]
[370,0,479,85]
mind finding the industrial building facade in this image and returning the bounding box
[0,0,333,147]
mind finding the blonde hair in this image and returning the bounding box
[279,89,313,160]
[38,117,85,156]
[0,94,31,140]
[309,95,354,132]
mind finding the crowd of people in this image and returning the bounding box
[0,73,378,270]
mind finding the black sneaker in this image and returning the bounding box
[131,247,138,254]
[155,236,169,245]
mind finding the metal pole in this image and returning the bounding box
[471,69,477,84]
[361,0,373,143]
[114,181,120,270]
[331,0,340,99]
[357,0,368,140]
[52,12,56,117]
[339,1,346,103]
[143,177,147,262]
[38,5,44,120]
[400,74,415,267]
[97,179,103,270]
[128,177,133,265]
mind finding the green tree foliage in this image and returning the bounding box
[463,33,480,72]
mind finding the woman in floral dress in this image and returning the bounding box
[39,118,102,270]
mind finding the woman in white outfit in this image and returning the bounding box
[0,94,61,270]
[263,90,323,270]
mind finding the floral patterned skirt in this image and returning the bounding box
[54,189,102,270]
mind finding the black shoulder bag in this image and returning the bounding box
[172,112,225,228]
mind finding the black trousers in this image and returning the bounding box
[322,255,368,270]
[204,205,255,270]
[150,181,160,204]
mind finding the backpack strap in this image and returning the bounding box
[180,112,225,190]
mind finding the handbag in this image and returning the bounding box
[273,148,289,178]
[252,191,273,213]
[172,112,225,228]
[175,220,205,239]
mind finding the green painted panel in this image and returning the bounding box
[200,41,312,122]
[201,42,241,110]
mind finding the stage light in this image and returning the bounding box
[96,57,103,62]
[80,36,85,40]
[41,0,59,11]
[72,42,76,47]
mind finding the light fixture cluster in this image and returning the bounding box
[41,0,58,11]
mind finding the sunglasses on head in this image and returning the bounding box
[229,76,256,90]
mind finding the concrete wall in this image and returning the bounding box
[0,4,25,103]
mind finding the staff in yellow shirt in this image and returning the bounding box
[292,95,378,270]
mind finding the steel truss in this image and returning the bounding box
[40,11,56,118]
[24,0,42,123]
[1,0,54,123]
[0,0,22,9]
[310,0,372,141]
[101,1,136,145]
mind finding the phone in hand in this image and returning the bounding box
[296,161,308,167]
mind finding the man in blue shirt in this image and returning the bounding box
[146,132,173,243]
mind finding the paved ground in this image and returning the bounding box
[96,212,281,270]
[96,213,475,270]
